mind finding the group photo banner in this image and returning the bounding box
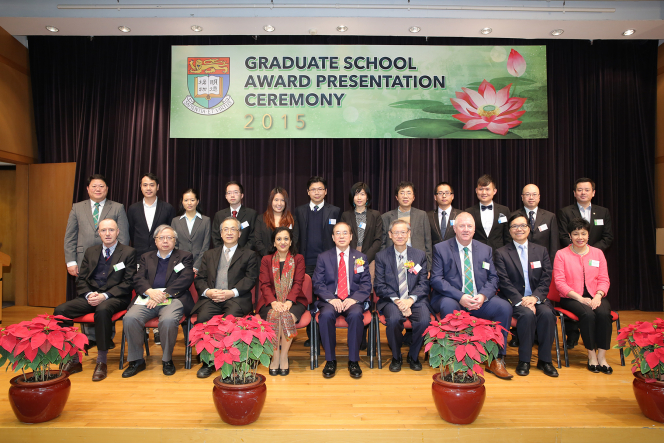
[170,44,548,139]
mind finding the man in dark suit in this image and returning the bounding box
[192,217,259,378]
[211,181,257,250]
[511,184,559,263]
[427,182,462,246]
[56,219,136,381]
[313,222,371,379]
[374,219,430,372]
[122,225,195,378]
[430,212,513,380]
[294,176,342,346]
[494,214,558,377]
[465,174,511,253]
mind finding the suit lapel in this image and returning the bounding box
[450,239,463,277]
[507,243,525,281]
[147,253,158,286]
[432,210,442,238]
[209,247,223,286]
[152,200,164,236]
[87,245,102,276]
[83,200,96,231]
[189,217,201,240]
[405,247,417,291]
[228,247,244,269]
[571,204,582,219]
[331,249,339,288]
[471,241,483,279]
[100,200,112,221]
[388,247,399,292]
[164,250,178,283]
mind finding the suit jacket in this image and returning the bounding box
[256,253,308,312]
[465,203,511,252]
[340,208,383,264]
[312,248,371,306]
[381,207,432,269]
[427,207,463,246]
[127,199,177,257]
[192,246,259,316]
[374,246,430,311]
[557,204,613,252]
[253,216,299,258]
[430,238,499,311]
[76,243,137,300]
[211,206,257,250]
[494,241,553,307]
[64,199,130,267]
[293,202,342,261]
[132,249,195,314]
[171,215,211,270]
[512,207,559,262]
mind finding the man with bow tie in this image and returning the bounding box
[465,174,511,253]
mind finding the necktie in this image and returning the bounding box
[462,247,474,295]
[519,245,532,296]
[224,248,230,261]
[529,211,536,231]
[337,252,348,300]
[93,202,100,228]
[481,204,493,211]
[232,210,237,218]
[313,205,319,212]
[398,254,408,299]
[105,248,111,261]
[440,211,447,236]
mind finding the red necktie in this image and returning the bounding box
[232,210,237,218]
[338,252,348,300]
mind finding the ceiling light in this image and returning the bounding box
[337,25,348,32]
[191,25,203,32]
[118,26,131,33]
[409,26,421,33]
[480,27,492,35]
[45,26,59,33]
[264,25,275,32]
[550,29,564,36]
[623,29,635,36]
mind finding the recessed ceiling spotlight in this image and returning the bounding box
[45,26,59,33]
[623,29,636,36]
[480,27,492,35]
[264,25,275,32]
[118,26,131,33]
[409,26,421,34]
[550,29,564,36]
[337,25,348,32]
[191,25,203,32]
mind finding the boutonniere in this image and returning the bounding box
[404,261,415,269]
[355,258,365,267]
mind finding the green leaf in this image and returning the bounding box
[513,88,547,100]
[429,354,442,368]
[421,103,457,115]
[395,118,464,138]
[429,343,443,358]
[46,347,60,365]
[442,345,455,362]
[641,358,650,374]
[515,122,548,131]
[486,340,498,356]
[0,354,7,368]
[259,353,271,368]
[389,100,443,109]
[264,341,274,356]
[251,344,263,360]
[238,342,249,361]
[624,347,632,357]
[519,111,548,123]
[444,130,523,140]
[465,355,475,368]
[221,363,232,379]
[452,360,464,373]
[241,362,251,374]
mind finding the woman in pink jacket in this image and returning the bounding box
[554,218,612,374]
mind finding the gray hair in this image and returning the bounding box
[221,216,241,230]
[153,224,178,239]
[389,219,411,232]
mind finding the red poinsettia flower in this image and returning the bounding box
[214,347,241,370]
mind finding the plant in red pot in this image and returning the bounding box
[424,310,506,424]
[189,314,275,425]
[0,313,88,423]
[614,318,664,423]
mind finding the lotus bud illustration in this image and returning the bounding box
[507,49,527,77]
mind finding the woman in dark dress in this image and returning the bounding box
[254,187,299,257]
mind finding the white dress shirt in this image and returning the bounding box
[309,200,325,211]
[143,197,158,231]
[457,241,478,297]
[480,201,494,237]
[181,212,202,234]
[335,246,351,298]
[438,206,452,231]
[577,202,592,223]
[202,243,240,298]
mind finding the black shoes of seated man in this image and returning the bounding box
[162,360,176,376]
[197,363,216,379]
[122,360,146,378]
[407,355,422,371]
[348,361,362,379]
[389,356,403,372]
[322,360,362,379]
[516,360,559,377]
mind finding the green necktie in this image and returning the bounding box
[93,202,100,228]
[463,247,474,295]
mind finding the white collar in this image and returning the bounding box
[524,206,538,215]
[223,243,239,254]
[513,240,529,250]
[91,199,106,207]
[143,197,158,208]
[457,240,472,253]
[180,212,202,220]
[229,204,242,212]
[310,201,325,210]
[336,246,350,256]
[438,206,451,215]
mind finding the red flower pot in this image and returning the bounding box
[431,373,486,424]
[212,374,267,425]
[632,371,664,423]
[8,371,71,423]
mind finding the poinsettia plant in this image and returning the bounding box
[614,318,664,382]
[189,314,276,384]
[424,310,506,383]
[0,314,88,382]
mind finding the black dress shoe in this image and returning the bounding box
[359,342,368,351]
[407,355,422,371]
[508,335,519,348]
[348,361,362,379]
[536,360,559,377]
[107,341,116,350]
[322,360,337,378]
[566,335,579,350]
[62,360,83,375]
[587,361,600,373]
[122,360,146,378]
[389,357,403,372]
[304,339,311,347]
[197,364,215,378]
[515,360,530,376]
[269,368,279,376]
[599,364,613,375]
[162,360,176,376]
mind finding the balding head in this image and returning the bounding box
[453,212,475,246]
[521,184,541,210]
[98,219,119,248]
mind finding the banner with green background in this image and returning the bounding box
[170,45,547,139]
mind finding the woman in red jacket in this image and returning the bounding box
[554,217,612,374]
[257,226,307,376]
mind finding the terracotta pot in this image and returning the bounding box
[431,373,486,424]
[632,371,664,423]
[212,374,267,425]
[8,371,72,423]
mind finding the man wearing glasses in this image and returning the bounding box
[511,184,559,263]
[427,182,462,246]
[211,181,257,250]
[494,214,558,377]
[192,217,259,378]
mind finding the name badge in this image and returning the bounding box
[594,219,604,226]
[329,218,336,225]
[355,266,364,274]
[449,220,455,226]
[498,214,507,224]
[530,261,542,269]
[358,222,367,229]
[113,262,125,272]
[174,262,185,273]
[240,221,250,229]
[413,264,422,274]
[482,261,490,270]
[589,259,600,267]
[538,224,548,232]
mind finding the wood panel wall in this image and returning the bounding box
[0,169,17,303]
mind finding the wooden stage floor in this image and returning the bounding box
[1,306,663,442]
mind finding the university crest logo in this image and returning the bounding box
[182,57,234,115]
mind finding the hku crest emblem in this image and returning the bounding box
[183,57,234,115]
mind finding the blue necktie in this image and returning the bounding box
[519,245,532,297]
[105,248,111,261]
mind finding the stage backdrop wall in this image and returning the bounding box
[27,34,662,311]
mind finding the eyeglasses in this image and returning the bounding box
[398,191,414,197]
[509,224,529,230]
[435,191,452,197]
[522,193,539,198]
[334,231,350,236]
[391,230,410,237]
[222,227,239,233]
[156,236,175,241]
[308,187,325,193]
[226,191,241,196]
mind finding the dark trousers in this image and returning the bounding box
[512,303,556,363]
[559,296,612,350]
[382,302,429,361]
[193,298,245,324]
[54,296,129,351]
[305,264,316,340]
[318,302,364,362]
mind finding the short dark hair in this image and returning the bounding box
[226,181,244,195]
[177,188,203,217]
[507,213,528,229]
[270,226,298,255]
[140,172,159,185]
[307,176,327,190]
[394,181,415,197]
[349,182,372,208]
[86,174,107,187]
[574,177,595,191]
[477,174,496,188]
[434,182,454,195]
[567,217,591,234]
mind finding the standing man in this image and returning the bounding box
[511,184,559,263]
[465,174,511,253]
[211,181,257,250]
[427,182,462,247]
[494,214,558,377]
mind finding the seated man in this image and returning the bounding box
[313,222,371,379]
[430,212,513,380]
[55,219,136,381]
[374,219,430,372]
[122,225,194,378]
[192,217,259,378]
[494,214,559,377]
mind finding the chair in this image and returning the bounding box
[71,310,128,356]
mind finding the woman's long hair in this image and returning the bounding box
[263,187,295,230]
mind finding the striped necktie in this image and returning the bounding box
[93,202,100,228]
[398,254,408,299]
[462,247,474,295]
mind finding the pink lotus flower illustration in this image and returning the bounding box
[507,49,527,77]
[450,80,526,136]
